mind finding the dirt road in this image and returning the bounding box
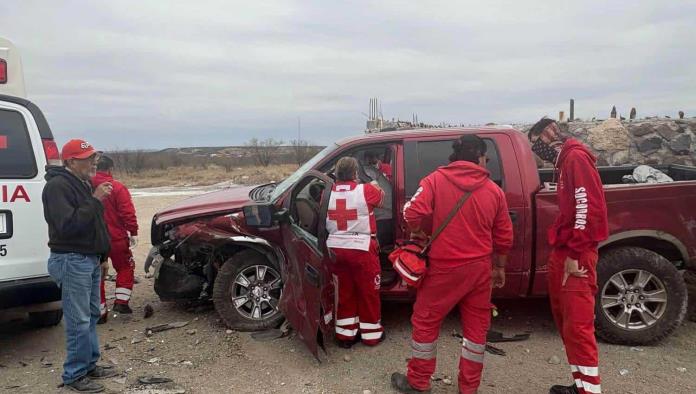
[1,194,695,393]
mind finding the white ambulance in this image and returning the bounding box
[0,37,63,326]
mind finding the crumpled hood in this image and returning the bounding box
[154,185,256,225]
[557,138,597,167]
[435,161,490,192]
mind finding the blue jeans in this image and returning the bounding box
[47,252,102,384]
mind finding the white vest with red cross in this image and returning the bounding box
[326,183,374,251]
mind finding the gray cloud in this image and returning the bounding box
[1,0,694,149]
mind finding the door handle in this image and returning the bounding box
[304,264,320,288]
[508,211,518,224]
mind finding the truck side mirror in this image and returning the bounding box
[243,204,278,228]
[273,208,290,224]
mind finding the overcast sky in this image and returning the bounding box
[2,1,695,149]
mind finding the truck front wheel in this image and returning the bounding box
[595,247,687,345]
[212,249,284,331]
[28,309,63,327]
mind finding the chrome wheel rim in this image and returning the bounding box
[230,265,282,320]
[600,269,667,330]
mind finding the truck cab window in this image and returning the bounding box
[404,138,503,197]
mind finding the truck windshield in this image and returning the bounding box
[269,144,338,201]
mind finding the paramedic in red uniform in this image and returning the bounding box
[327,157,385,347]
[528,118,608,394]
[92,155,139,318]
[391,135,513,394]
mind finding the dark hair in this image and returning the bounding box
[528,117,556,141]
[449,135,486,164]
[97,155,114,171]
[335,156,359,181]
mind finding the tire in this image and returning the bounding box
[28,309,63,327]
[595,247,687,345]
[212,249,284,331]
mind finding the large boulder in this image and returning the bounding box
[637,137,662,155]
[655,122,681,140]
[628,123,654,137]
[669,134,692,155]
[587,119,630,151]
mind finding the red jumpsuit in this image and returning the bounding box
[548,139,608,394]
[403,161,513,394]
[326,181,384,346]
[92,171,138,313]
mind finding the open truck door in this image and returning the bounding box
[244,171,336,358]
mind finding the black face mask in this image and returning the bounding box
[531,138,559,163]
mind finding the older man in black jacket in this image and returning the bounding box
[44,139,118,393]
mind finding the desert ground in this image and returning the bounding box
[1,190,695,394]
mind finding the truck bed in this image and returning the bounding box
[539,164,696,185]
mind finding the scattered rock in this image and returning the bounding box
[225,329,233,335]
[146,358,161,364]
[676,367,687,373]
[132,337,143,345]
[343,355,351,362]
[104,343,117,350]
[630,347,644,352]
[39,357,52,367]
[113,376,127,385]
[186,329,197,336]
[179,361,193,366]
[363,390,372,394]
[442,378,453,385]
[619,368,630,376]
[548,356,561,365]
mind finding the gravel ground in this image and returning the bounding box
[1,193,695,394]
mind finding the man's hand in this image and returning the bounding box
[562,257,588,286]
[101,261,109,279]
[93,182,113,201]
[129,235,138,249]
[492,267,505,288]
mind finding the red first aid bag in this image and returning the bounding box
[390,191,472,287]
[388,242,427,287]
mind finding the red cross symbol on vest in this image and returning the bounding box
[328,198,358,231]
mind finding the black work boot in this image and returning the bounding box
[97,314,108,325]
[549,383,580,394]
[112,303,133,314]
[87,365,119,380]
[391,372,431,393]
[64,376,104,393]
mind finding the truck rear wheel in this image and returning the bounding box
[595,247,687,345]
[212,249,284,331]
[28,309,63,327]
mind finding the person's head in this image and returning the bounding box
[528,118,561,144]
[364,151,380,166]
[528,118,563,163]
[61,139,100,181]
[335,156,359,181]
[96,155,115,174]
[449,135,487,167]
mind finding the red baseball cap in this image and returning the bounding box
[61,139,98,160]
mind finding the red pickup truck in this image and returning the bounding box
[147,127,696,356]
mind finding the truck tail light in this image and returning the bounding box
[42,138,62,166]
[0,59,6,84]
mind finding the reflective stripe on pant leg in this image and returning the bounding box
[411,340,436,360]
[461,337,485,363]
[335,316,359,339]
[115,287,132,302]
[360,321,383,342]
[571,365,601,394]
